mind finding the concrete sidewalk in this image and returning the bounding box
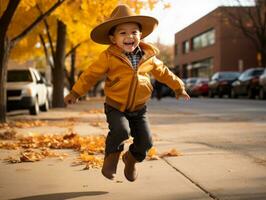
[0,97,266,200]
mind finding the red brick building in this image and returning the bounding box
[174,7,258,78]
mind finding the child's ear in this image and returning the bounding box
[109,35,116,44]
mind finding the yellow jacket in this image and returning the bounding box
[72,42,185,112]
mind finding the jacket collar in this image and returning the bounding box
[124,46,143,57]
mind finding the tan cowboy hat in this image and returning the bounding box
[90,4,158,44]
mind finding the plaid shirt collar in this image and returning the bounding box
[124,46,142,56]
[124,46,143,70]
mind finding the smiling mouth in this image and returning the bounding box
[124,42,134,46]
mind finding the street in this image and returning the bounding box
[0,97,266,200]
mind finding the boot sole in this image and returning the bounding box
[101,168,115,180]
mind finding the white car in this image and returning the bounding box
[7,67,49,115]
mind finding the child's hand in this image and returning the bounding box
[64,93,78,105]
[176,90,190,101]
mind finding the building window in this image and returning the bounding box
[182,40,189,54]
[191,57,213,77]
[192,29,215,51]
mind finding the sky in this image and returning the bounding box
[142,0,254,45]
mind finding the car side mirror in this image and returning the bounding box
[37,79,44,84]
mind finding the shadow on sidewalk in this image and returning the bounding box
[9,191,108,200]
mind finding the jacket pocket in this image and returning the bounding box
[135,77,153,103]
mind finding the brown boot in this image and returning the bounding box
[101,152,121,180]
[122,151,138,182]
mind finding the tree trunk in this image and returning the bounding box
[0,0,20,123]
[52,20,66,108]
[0,37,10,123]
[0,0,66,123]
[70,48,76,88]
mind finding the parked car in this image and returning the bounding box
[231,68,264,99]
[208,71,240,98]
[185,77,199,96]
[7,67,49,115]
[190,78,209,97]
[259,68,266,100]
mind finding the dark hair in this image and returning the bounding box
[108,22,142,36]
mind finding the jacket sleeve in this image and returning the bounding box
[72,51,109,97]
[151,56,185,95]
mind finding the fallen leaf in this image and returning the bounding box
[160,148,182,158]
[0,128,17,140]
[146,146,160,160]
[79,152,103,169]
[4,156,21,163]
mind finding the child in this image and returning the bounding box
[64,4,190,182]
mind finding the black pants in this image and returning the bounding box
[104,103,153,162]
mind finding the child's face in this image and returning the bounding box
[109,23,142,53]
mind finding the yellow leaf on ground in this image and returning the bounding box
[146,147,160,160]
[160,148,182,158]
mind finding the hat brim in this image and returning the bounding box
[90,16,158,44]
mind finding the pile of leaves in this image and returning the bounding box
[0,131,105,169]
[0,120,182,169]
[0,120,48,129]
[0,119,77,130]
[5,148,68,163]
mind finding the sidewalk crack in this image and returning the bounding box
[161,158,220,200]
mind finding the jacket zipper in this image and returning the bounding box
[127,71,138,111]
[126,55,155,111]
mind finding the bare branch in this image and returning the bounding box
[0,0,20,38]
[11,0,66,46]
[36,4,57,63]
[223,7,260,49]
[39,34,54,69]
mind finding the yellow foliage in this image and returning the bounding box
[7,0,57,62]
[0,0,8,15]
[5,0,161,71]
[19,0,37,11]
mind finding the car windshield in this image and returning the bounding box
[196,78,208,84]
[219,72,240,79]
[7,70,33,82]
[187,78,198,84]
[251,69,264,76]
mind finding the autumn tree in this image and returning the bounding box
[0,0,66,123]
[1,0,166,121]
[224,0,266,67]
[153,40,174,68]
[35,0,117,106]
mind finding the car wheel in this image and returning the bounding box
[29,97,40,115]
[259,88,266,100]
[40,98,49,112]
